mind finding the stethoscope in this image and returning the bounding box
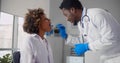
[81,9,90,28]
[79,9,91,63]
[80,9,90,42]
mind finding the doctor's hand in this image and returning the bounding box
[56,24,67,39]
[73,43,89,56]
[45,29,54,36]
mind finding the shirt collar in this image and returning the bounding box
[30,33,38,37]
[32,34,47,41]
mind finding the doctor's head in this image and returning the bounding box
[59,0,83,25]
[23,8,51,34]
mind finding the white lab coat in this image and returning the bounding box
[20,34,54,63]
[66,8,120,63]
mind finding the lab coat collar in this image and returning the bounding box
[78,7,87,26]
[81,7,87,21]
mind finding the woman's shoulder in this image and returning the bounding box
[26,34,37,39]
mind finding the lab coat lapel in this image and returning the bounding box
[45,39,54,63]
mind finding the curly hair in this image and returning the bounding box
[23,8,45,34]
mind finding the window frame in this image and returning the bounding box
[0,12,19,56]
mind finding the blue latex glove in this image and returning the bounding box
[56,24,67,39]
[73,43,89,56]
[45,29,54,36]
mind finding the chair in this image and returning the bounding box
[13,51,20,63]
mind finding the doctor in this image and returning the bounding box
[20,8,54,63]
[56,0,120,63]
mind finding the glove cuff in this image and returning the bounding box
[62,34,68,39]
[85,43,90,50]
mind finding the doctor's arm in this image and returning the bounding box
[73,14,116,56]
[56,24,82,46]
[88,14,114,51]
[56,24,89,55]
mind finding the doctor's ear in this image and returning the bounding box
[70,8,76,13]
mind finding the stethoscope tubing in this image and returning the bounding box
[80,9,90,43]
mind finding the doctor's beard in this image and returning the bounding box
[73,20,79,26]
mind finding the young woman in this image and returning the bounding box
[20,8,54,63]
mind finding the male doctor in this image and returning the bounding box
[56,0,120,63]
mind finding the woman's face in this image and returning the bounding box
[39,15,51,32]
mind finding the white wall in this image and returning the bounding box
[49,0,67,26]
[49,0,67,63]
[0,0,1,11]
[1,0,49,17]
[47,36,64,63]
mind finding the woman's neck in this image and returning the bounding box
[38,31,45,40]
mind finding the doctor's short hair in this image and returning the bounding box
[23,8,44,34]
[59,0,83,10]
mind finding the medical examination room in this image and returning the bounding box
[0,0,120,63]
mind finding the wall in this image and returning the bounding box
[49,0,67,63]
[1,0,49,17]
[0,0,1,12]
[49,0,67,26]
[47,36,64,63]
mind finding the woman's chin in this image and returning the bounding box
[48,29,52,32]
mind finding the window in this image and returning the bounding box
[17,17,28,49]
[0,12,13,57]
[0,12,13,48]
[0,50,12,57]
[0,12,29,63]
